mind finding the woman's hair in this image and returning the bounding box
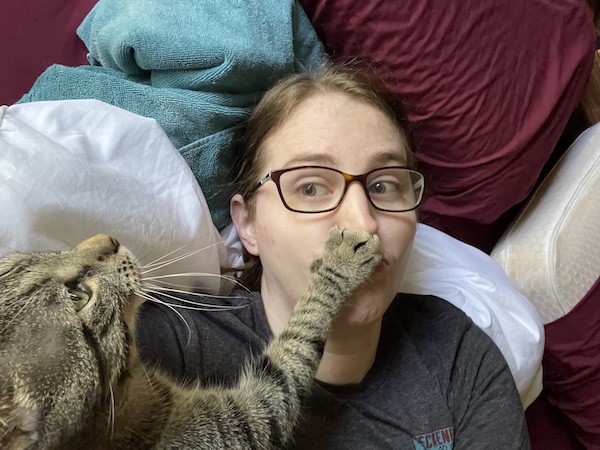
[229,64,414,290]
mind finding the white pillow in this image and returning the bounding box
[0,99,543,407]
[0,99,227,294]
[492,123,600,324]
[402,224,543,407]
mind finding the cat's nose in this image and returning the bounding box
[77,234,121,255]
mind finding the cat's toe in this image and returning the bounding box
[325,227,345,249]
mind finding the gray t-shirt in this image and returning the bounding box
[137,291,530,449]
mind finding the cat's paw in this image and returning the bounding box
[311,227,381,296]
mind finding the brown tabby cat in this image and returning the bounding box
[0,227,380,449]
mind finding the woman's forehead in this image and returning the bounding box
[260,93,409,171]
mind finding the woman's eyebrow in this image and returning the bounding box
[371,151,408,166]
[281,150,407,168]
[282,153,337,167]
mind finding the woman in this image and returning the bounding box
[138,65,530,449]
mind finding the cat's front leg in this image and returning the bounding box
[169,228,382,450]
[266,226,382,382]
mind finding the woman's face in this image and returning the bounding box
[232,92,417,326]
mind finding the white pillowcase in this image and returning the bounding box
[0,99,543,407]
[0,99,227,294]
[492,122,600,324]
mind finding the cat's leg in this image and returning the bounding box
[269,226,382,376]
[254,228,382,441]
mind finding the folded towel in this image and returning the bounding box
[19,0,326,230]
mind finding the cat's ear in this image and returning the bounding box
[230,194,259,256]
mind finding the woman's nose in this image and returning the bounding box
[336,182,378,234]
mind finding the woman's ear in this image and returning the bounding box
[230,193,259,256]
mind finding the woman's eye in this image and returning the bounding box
[369,180,399,195]
[299,183,328,197]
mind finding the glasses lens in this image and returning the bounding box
[278,167,345,212]
[366,168,424,211]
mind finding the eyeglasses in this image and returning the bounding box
[251,165,425,213]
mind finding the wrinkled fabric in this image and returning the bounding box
[543,276,600,449]
[299,0,596,251]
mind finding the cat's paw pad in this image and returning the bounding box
[318,227,381,287]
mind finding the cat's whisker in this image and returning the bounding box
[135,290,193,344]
[132,246,156,268]
[137,242,251,294]
[135,236,214,267]
[135,246,187,270]
[144,287,249,309]
[140,241,224,274]
[142,285,248,311]
[127,242,189,273]
[141,363,152,385]
[0,416,10,430]
[140,247,203,270]
[107,382,115,440]
[147,285,249,302]
[140,363,155,394]
[145,273,250,293]
[1,299,31,334]
[134,240,193,267]
[56,235,77,250]
[143,272,233,281]
[144,279,250,300]
[141,271,227,295]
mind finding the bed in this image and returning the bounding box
[1,0,598,447]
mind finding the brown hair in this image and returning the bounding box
[228,64,414,291]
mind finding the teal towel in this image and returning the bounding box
[19,0,326,230]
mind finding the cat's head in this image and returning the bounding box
[0,234,141,449]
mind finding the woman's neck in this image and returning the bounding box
[315,319,382,385]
